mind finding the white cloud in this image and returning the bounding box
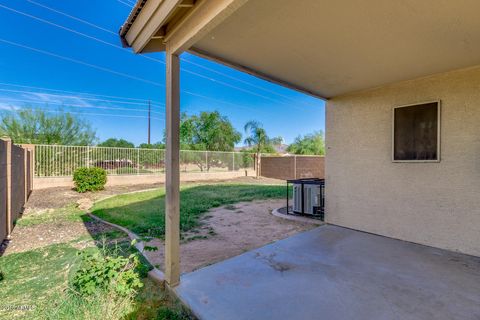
[0,102,20,111]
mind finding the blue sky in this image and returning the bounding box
[0,0,325,146]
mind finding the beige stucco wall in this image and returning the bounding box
[326,65,480,257]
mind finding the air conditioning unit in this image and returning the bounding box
[292,183,321,215]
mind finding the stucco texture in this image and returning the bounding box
[326,65,480,257]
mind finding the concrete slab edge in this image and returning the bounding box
[271,207,324,225]
[87,212,166,284]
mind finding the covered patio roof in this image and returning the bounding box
[118,0,480,287]
[120,0,480,99]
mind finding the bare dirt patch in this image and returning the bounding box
[142,199,318,274]
[25,183,162,210]
[1,219,117,255]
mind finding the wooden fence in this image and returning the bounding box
[260,155,325,180]
[0,138,33,242]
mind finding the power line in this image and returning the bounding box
[0,87,164,108]
[0,82,164,104]
[0,2,167,67]
[0,97,165,115]
[25,0,307,105]
[0,39,266,115]
[0,38,163,87]
[148,100,151,144]
[0,3,309,108]
[116,0,134,8]
[1,105,164,121]
[0,3,136,55]
[26,0,117,35]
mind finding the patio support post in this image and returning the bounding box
[165,50,181,287]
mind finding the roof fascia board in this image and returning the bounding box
[128,0,183,53]
[165,0,248,54]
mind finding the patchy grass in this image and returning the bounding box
[0,240,188,320]
[91,184,286,238]
[1,197,192,319]
[0,243,79,313]
[15,205,88,227]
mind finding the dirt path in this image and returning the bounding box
[1,220,116,255]
[142,199,317,274]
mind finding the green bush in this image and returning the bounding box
[0,270,4,281]
[72,245,143,296]
[73,167,107,193]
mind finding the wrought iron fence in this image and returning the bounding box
[34,145,255,177]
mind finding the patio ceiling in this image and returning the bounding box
[119,0,480,287]
[121,0,480,99]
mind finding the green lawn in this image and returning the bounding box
[15,205,87,227]
[91,184,286,238]
[0,240,189,320]
[0,205,190,319]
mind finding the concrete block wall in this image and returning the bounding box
[0,139,7,241]
[0,139,33,242]
[260,156,325,180]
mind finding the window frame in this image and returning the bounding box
[391,100,441,163]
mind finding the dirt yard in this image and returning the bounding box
[143,199,316,274]
[2,177,317,275]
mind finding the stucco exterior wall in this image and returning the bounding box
[326,66,480,257]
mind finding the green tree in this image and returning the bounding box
[179,111,241,151]
[97,138,135,148]
[287,131,325,155]
[243,120,283,177]
[138,142,164,149]
[0,108,96,145]
[175,111,241,171]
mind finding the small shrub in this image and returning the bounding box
[73,167,107,193]
[72,245,143,296]
[0,270,4,281]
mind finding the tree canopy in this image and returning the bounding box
[243,120,283,154]
[97,138,135,148]
[0,108,97,145]
[138,142,165,149]
[178,111,241,151]
[287,131,325,155]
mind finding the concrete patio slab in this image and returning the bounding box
[175,225,480,320]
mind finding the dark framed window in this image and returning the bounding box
[393,101,440,162]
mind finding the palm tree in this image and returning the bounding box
[244,121,283,178]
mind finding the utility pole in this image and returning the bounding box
[148,100,151,144]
